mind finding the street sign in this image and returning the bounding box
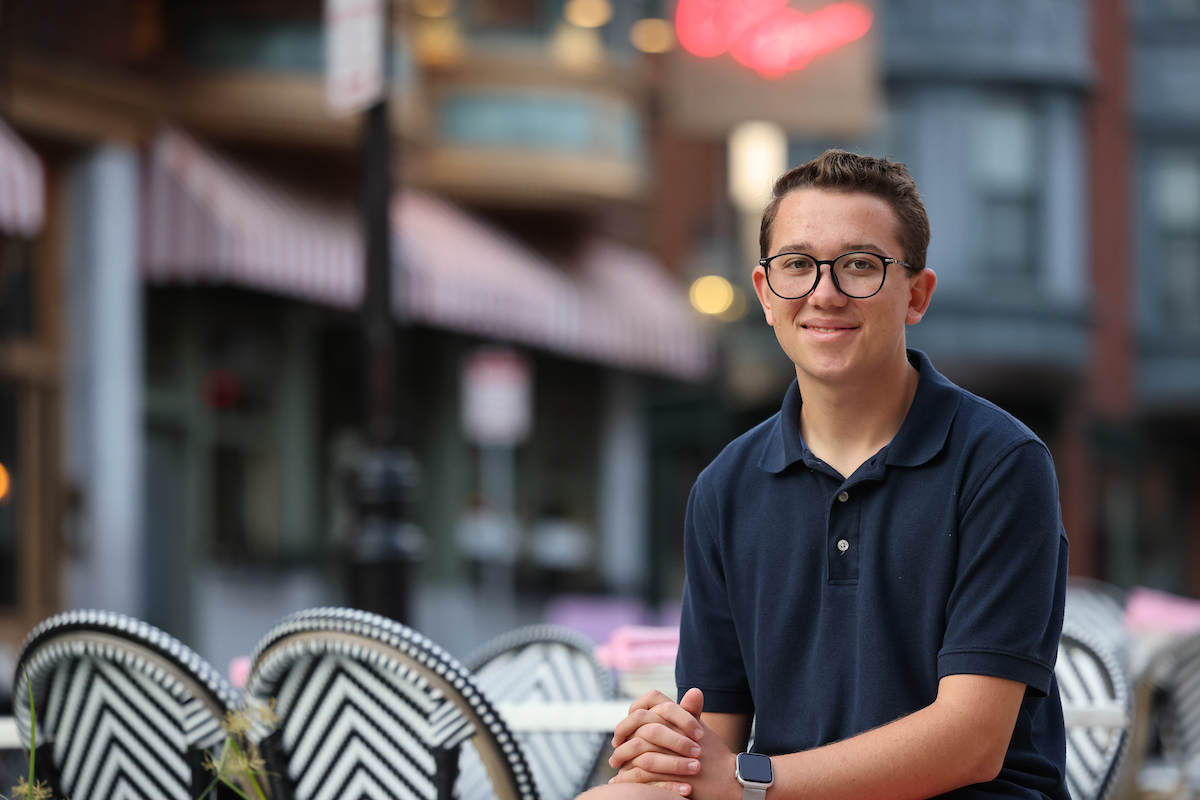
[325,0,387,117]
[461,348,534,447]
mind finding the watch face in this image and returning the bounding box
[737,753,773,784]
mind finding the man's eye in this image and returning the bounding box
[846,259,877,271]
[780,257,814,270]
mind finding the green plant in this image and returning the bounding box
[197,700,279,800]
[5,670,279,800]
[5,671,53,800]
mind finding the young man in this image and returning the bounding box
[591,150,1069,800]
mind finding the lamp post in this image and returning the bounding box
[326,0,424,624]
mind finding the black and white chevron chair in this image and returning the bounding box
[461,624,617,800]
[1138,631,1200,796]
[12,609,239,800]
[245,607,538,800]
[1056,622,1131,800]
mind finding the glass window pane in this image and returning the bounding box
[1163,234,1200,332]
[973,98,1037,194]
[984,197,1037,281]
[1153,150,1200,231]
[214,445,282,560]
[0,238,34,339]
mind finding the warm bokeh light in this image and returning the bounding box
[550,22,606,71]
[728,120,788,213]
[717,286,748,322]
[414,16,465,66]
[630,18,676,53]
[690,275,736,315]
[675,0,873,78]
[564,0,612,29]
[413,0,455,17]
[0,462,9,504]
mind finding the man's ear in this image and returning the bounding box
[752,266,776,326]
[905,268,937,325]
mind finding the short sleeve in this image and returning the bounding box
[675,480,755,713]
[938,440,1068,696]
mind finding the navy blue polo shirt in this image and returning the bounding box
[676,350,1069,799]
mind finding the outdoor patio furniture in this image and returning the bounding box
[1057,621,1132,800]
[12,609,238,800]
[462,624,617,800]
[245,607,537,800]
[1065,577,1130,667]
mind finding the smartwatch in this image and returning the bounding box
[735,752,774,800]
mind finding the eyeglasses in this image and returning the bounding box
[758,251,910,300]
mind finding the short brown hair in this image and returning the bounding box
[758,149,930,273]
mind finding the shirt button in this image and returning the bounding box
[837,539,849,553]
[837,491,849,503]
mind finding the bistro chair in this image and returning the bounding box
[1065,577,1130,667]
[1056,621,1132,800]
[245,607,537,800]
[12,609,239,800]
[461,624,617,800]
[1127,630,1200,797]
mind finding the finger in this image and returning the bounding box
[612,764,696,792]
[649,782,693,796]
[613,704,703,750]
[627,690,675,714]
[613,707,674,748]
[609,726,701,768]
[621,751,702,778]
[606,778,692,796]
[609,736,669,770]
[645,699,704,743]
[679,687,705,718]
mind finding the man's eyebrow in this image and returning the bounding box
[772,242,888,255]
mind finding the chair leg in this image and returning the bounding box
[434,744,462,800]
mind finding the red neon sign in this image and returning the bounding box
[675,0,873,78]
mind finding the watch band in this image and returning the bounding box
[741,786,768,800]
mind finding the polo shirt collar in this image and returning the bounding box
[757,349,961,474]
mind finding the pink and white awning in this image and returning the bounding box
[142,126,713,381]
[395,195,712,381]
[142,126,363,308]
[0,118,44,237]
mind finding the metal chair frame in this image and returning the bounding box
[463,624,616,800]
[1057,621,1132,800]
[13,609,238,800]
[246,607,537,800]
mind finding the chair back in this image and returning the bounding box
[12,609,238,800]
[1056,622,1131,800]
[1065,578,1130,666]
[245,607,537,800]
[462,624,616,800]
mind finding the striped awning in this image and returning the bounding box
[142,127,713,381]
[394,196,713,381]
[141,126,363,308]
[0,118,45,237]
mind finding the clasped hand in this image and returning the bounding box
[607,688,735,799]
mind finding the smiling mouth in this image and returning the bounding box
[803,325,856,333]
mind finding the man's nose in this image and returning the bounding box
[808,264,846,305]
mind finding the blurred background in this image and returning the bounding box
[0,0,1188,685]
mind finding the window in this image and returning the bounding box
[972,97,1041,287]
[1152,150,1200,332]
[0,237,34,338]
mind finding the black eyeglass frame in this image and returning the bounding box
[757,251,912,300]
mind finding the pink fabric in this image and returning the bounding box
[595,625,680,672]
[228,655,252,690]
[1124,586,1200,635]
